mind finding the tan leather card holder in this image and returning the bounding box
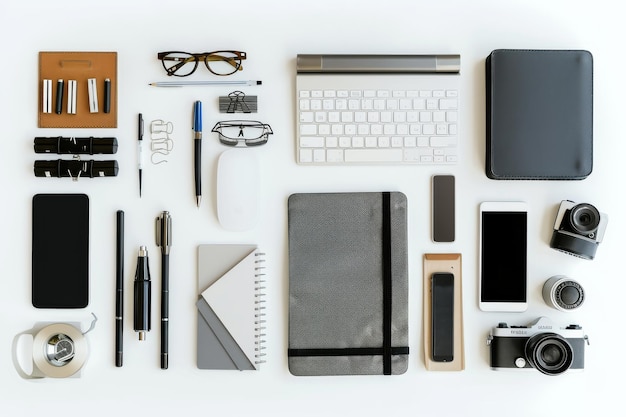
[38,51,117,128]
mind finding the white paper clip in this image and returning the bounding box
[43,79,52,113]
[67,80,77,114]
[87,78,98,113]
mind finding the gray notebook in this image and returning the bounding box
[287,192,409,376]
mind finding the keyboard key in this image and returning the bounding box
[345,149,403,162]
[313,149,326,162]
[311,90,323,98]
[339,137,351,147]
[299,90,311,98]
[299,100,310,111]
[300,149,313,162]
[327,149,344,162]
[300,136,324,147]
[315,112,327,122]
[326,136,338,147]
[300,112,314,123]
[430,137,457,147]
[439,99,458,110]
[324,90,336,98]
[328,112,340,123]
[300,124,316,135]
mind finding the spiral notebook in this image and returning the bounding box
[196,244,266,370]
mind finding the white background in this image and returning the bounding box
[1,0,624,415]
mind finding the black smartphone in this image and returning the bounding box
[32,194,89,308]
[432,175,455,242]
[431,272,454,362]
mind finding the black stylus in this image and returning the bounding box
[156,211,172,369]
[115,210,124,367]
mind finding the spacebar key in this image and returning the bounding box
[344,149,403,162]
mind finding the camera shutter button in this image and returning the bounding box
[515,357,527,368]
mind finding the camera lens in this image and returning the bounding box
[569,203,600,236]
[542,276,585,311]
[525,333,573,375]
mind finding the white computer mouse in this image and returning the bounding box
[216,149,259,231]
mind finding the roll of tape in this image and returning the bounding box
[14,323,89,379]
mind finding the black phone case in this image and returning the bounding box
[32,194,89,308]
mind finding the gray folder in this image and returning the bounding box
[287,192,409,376]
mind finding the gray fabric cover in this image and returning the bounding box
[287,192,408,376]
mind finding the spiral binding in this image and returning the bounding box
[254,252,267,366]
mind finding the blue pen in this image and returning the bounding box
[193,101,202,207]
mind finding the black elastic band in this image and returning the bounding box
[382,191,392,375]
[288,347,409,357]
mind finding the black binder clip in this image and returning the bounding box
[34,136,118,154]
[219,91,257,114]
[34,156,119,180]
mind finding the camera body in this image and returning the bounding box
[488,317,587,375]
[550,200,608,260]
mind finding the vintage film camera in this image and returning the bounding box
[487,317,588,376]
[550,200,608,260]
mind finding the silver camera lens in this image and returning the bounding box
[525,333,573,376]
[542,276,584,312]
[569,203,600,237]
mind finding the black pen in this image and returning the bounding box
[193,101,202,207]
[115,210,124,367]
[156,211,172,369]
[55,79,64,114]
[138,114,144,197]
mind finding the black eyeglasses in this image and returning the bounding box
[212,120,273,147]
[157,50,246,77]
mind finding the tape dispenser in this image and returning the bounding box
[12,314,97,379]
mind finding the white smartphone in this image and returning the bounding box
[479,202,528,312]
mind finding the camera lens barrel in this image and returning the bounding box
[543,275,585,312]
[569,203,601,236]
[525,333,574,376]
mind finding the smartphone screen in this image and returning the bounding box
[479,202,527,312]
[32,194,89,308]
[432,272,454,362]
[432,175,455,242]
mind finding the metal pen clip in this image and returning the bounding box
[155,211,172,255]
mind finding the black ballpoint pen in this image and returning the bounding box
[156,211,172,369]
[115,210,124,367]
[193,101,202,207]
[138,113,144,197]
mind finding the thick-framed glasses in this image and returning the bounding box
[157,50,246,77]
[212,120,273,147]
